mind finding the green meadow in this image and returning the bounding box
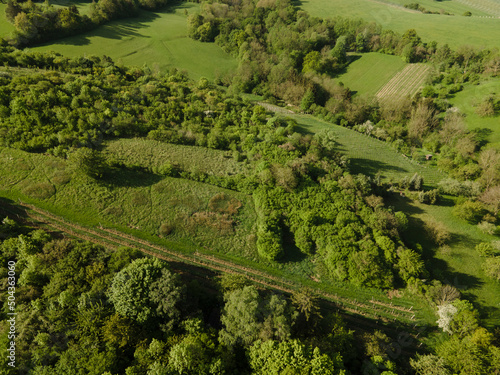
[387,0,493,17]
[292,114,442,186]
[104,138,252,177]
[0,4,15,38]
[390,195,500,327]
[449,79,500,149]
[30,3,238,80]
[297,0,500,49]
[336,52,406,97]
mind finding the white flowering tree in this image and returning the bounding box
[436,303,458,334]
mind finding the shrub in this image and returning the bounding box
[159,222,174,236]
[483,257,500,282]
[477,221,498,235]
[475,242,497,257]
[424,219,451,246]
[452,200,487,224]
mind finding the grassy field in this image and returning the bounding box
[0,146,258,259]
[30,3,238,80]
[376,63,430,102]
[390,195,500,327]
[0,145,438,326]
[51,0,93,14]
[387,0,493,16]
[292,114,443,186]
[449,79,500,149]
[336,53,407,97]
[297,0,500,49]
[0,4,15,38]
[104,138,252,176]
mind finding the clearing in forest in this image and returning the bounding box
[376,64,430,102]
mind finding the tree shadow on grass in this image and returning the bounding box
[102,166,163,188]
[348,157,409,178]
[41,11,161,46]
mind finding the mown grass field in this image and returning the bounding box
[297,0,500,49]
[449,79,500,149]
[387,0,493,16]
[337,52,406,97]
[30,3,238,80]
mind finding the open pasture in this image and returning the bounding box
[297,0,500,49]
[449,79,500,149]
[336,52,407,98]
[376,63,430,102]
[30,3,238,80]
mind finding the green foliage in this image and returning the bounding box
[219,286,296,347]
[108,257,183,326]
[69,148,107,179]
[452,200,487,224]
[249,339,343,375]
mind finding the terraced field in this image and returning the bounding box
[376,64,430,102]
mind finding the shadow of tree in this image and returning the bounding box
[348,157,409,177]
[101,166,163,188]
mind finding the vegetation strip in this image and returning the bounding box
[17,201,418,324]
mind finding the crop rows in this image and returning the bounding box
[456,0,500,17]
[376,64,430,102]
[16,202,418,324]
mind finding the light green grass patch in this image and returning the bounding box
[297,0,500,49]
[104,138,252,176]
[449,79,500,149]
[0,146,257,258]
[292,114,442,185]
[336,52,407,98]
[30,4,238,80]
[0,4,15,39]
[387,0,492,16]
[390,195,500,327]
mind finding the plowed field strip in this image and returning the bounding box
[376,64,430,101]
